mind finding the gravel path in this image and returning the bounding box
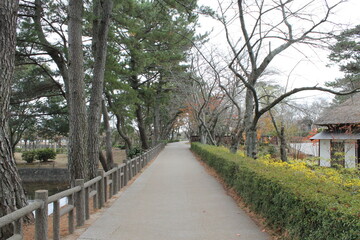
[77,142,270,240]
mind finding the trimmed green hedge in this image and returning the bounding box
[191,143,360,240]
[21,148,57,163]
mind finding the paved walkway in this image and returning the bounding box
[77,142,270,240]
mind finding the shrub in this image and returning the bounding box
[22,150,37,163]
[116,144,126,150]
[127,146,142,159]
[36,148,56,162]
[191,143,360,240]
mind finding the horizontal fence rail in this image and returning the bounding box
[0,143,165,240]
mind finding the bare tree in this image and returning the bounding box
[212,0,358,157]
[185,51,232,145]
[0,0,30,238]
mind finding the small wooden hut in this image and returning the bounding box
[310,94,360,168]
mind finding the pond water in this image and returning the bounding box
[23,182,70,200]
[24,182,70,215]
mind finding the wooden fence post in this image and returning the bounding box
[113,164,118,195]
[85,186,90,220]
[124,160,129,186]
[68,194,74,233]
[14,218,22,238]
[53,200,60,240]
[35,190,48,240]
[93,183,98,210]
[104,174,108,202]
[75,179,85,227]
[117,165,121,191]
[98,170,105,208]
[134,157,138,175]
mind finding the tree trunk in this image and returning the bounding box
[99,151,108,172]
[105,93,133,155]
[199,125,207,144]
[153,79,163,143]
[114,114,133,154]
[279,124,288,162]
[102,99,114,169]
[243,88,257,158]
[135,103,149,149]
[33,0,70,96]
[0,1,30,238]
[229,129,244,154]
[229,140,239,154]
[153,100,160,143]
[245,126,257,159]
[269,110,288,162]
[67,0,88,183]
[87,0,113,179]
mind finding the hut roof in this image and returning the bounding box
[315,93,360,125]
[310,131,360,140]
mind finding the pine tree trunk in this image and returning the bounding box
[102,99,114,169]
[135,103,149,149]
[153,102,160,143]
[114,114,133,153]
[87,0,113,179]
[153,80,163,143]
[0,1,30,238]
[67,0,88,183]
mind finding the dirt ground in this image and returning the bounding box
[15,148,127,169]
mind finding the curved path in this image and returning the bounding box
[77,142,270,240]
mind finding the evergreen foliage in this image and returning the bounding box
[327,25,360,103]
[22,148,57,163]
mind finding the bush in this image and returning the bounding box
[127,146,142,159]
[36,148,56,162]
[116,144,126,150]
[22,151,37,163]
[191,143,360,240]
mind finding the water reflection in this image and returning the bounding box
[23,182,69,200]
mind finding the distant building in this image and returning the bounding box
[310,94,360,168]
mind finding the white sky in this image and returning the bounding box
[197,0,360,103]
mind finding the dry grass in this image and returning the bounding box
[15,149,127,169]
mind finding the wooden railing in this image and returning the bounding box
[0,143,165,240]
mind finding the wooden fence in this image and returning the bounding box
[0,143,165,240]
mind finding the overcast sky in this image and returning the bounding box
[197,0,360,103]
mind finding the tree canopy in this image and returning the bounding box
[327,25,360,103]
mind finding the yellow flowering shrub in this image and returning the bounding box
[257,154,360,194]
